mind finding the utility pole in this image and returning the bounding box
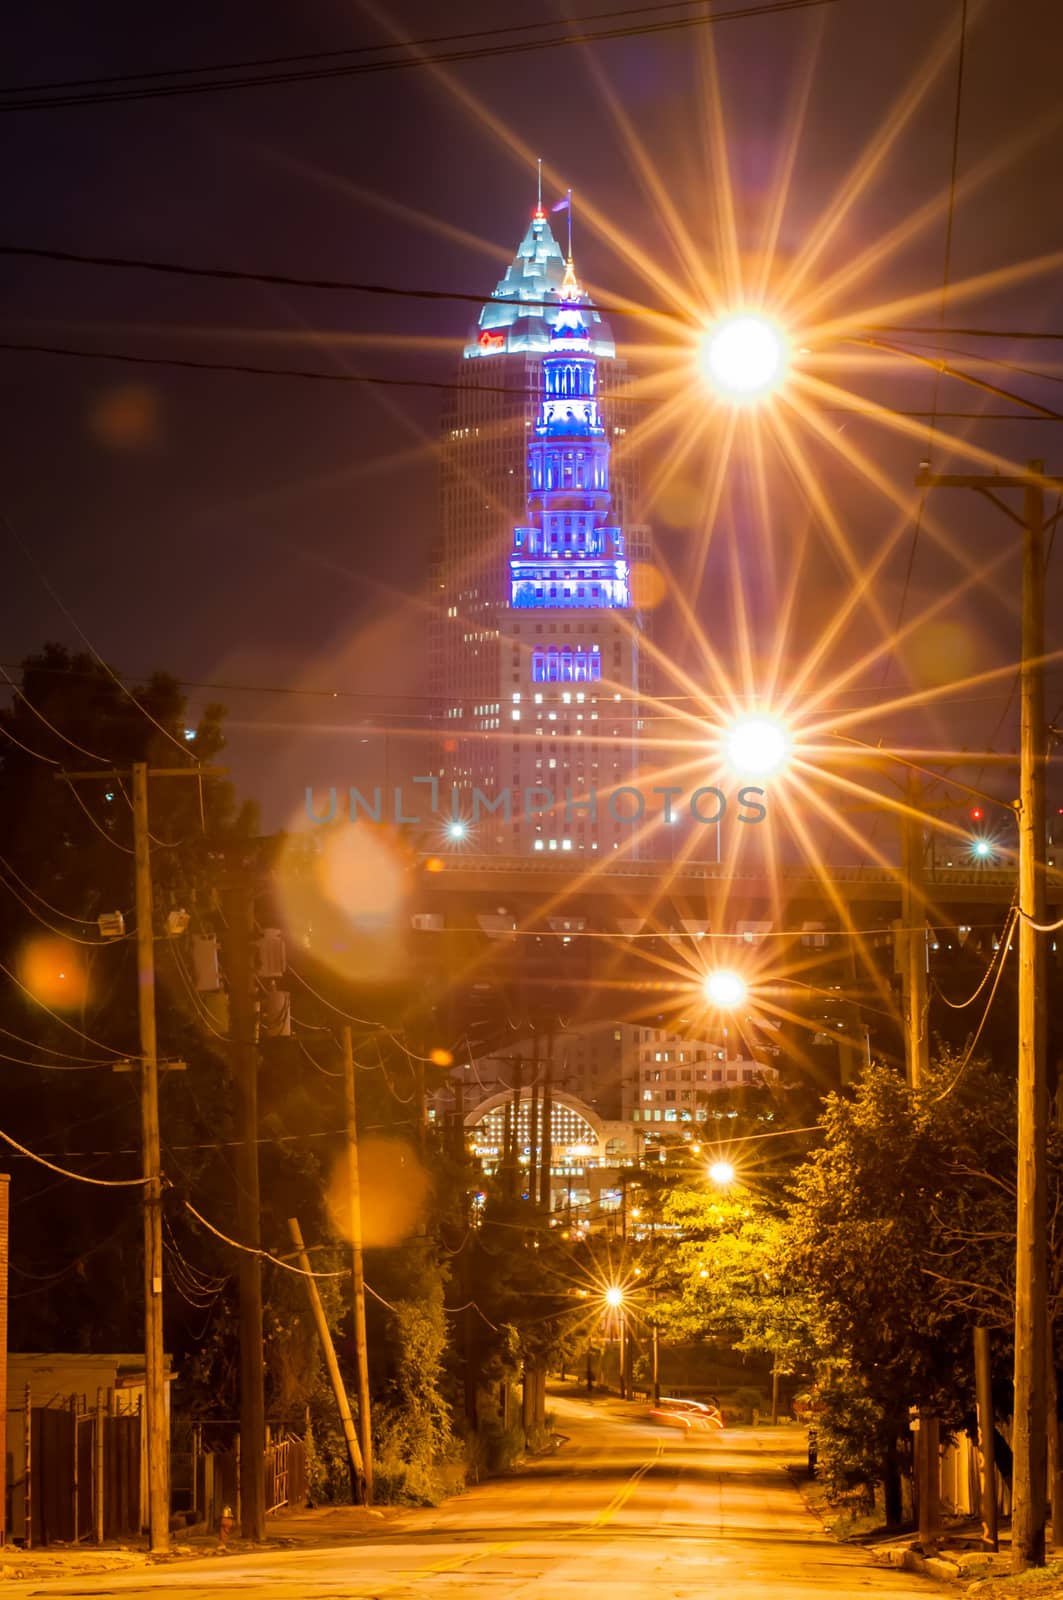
[899,768,929,1089]
[131,762,169,1554]
[57,761,221,1551]
[341,1027,372,1503]
[287,1219,365,1496]
[222,861,265,1543]
[538,1035,553,1211]
[918,462,1059,1570]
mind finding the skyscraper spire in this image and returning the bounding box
[536,157,544,219]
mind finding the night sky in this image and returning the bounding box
[2,0,1063,831]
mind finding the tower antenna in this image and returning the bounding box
[537,157,543,215]
[567,189,573,261]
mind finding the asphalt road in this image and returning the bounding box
[8,1393,940,1599]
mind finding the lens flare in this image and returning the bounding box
[703,970,747,1009]
[18,938,88,1011]
[700,313,788,402]
[723,715,791,778]
[326,1136,429,1248]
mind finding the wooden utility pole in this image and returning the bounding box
[341,1027,372,1504]
[287,1219,365,1497]
[130,763,170,1552]
[974,1327,998,1551]
[1015,467,1048,1570]
[538,1039,553,1211]
[222,864,265,1543]
[59,762,223,1550]
[899,768,929,1090]
[918,463,1058,1570]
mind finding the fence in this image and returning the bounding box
[174,1425,307,1532]
[6,1396,307,1545]
[6,1389,141,1547]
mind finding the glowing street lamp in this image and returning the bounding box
[708,1160,736,1187]
[604,1285,624,1309]
[445,819,468,842]
[723,713,791,778]
[703,969,747,1010]
[700,312,789,403]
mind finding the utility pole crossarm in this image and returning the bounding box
[917,470,1063,491]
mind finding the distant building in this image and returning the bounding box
[452,1019,780,1134]
[432,200,644,846]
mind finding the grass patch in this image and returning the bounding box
[970,1559,1063,1599]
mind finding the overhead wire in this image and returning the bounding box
[0,662,111,765]
[933,906,1016,1009]
[0,954,131,1055]
[1,339,1060,420]
[0,509,198,766]
[0,1122,148,1185]
[59,776,135,853]
[0,717,61,765]
[0,0,802,97]
[0,853,101,925]
[0,1,841,113]
[184,1198,347,1279]
[0,861,132,945]
[925,926,1015,1106]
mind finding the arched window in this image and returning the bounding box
[546,649,559,681]
[532,651,546,681]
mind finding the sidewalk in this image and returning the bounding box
[0,1505,408,1585]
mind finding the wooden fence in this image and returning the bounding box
[6,1396,307,1545]
[7,1390,141,1546]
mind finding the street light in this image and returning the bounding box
[603,1285,628,1399]
[446,819,468,841]
[708,1160,736,1187]
[723,713,792,778]
[700,312,789,402]
[703,969,747,1009]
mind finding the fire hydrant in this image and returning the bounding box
[218,1505,235,1551]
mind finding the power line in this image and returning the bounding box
[0,510,197,766]
[0,852,99,926]
[3,658,1059,711]
[2,338,1060,420]
[0,1122,149,1186]
[0,1,840,114]
[7,244,1063,352]
[0,0,747,98]
[0,954,132,1056]
[183,1198,348,1279]
[0,241,649,319]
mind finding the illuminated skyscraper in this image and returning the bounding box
[500,257,641,856]
[433,201,642,839]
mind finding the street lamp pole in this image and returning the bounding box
[918,461,1058,1571]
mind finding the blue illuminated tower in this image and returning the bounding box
[510,262,630,618]
[499,257,642,857]
[432,201,647,852]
